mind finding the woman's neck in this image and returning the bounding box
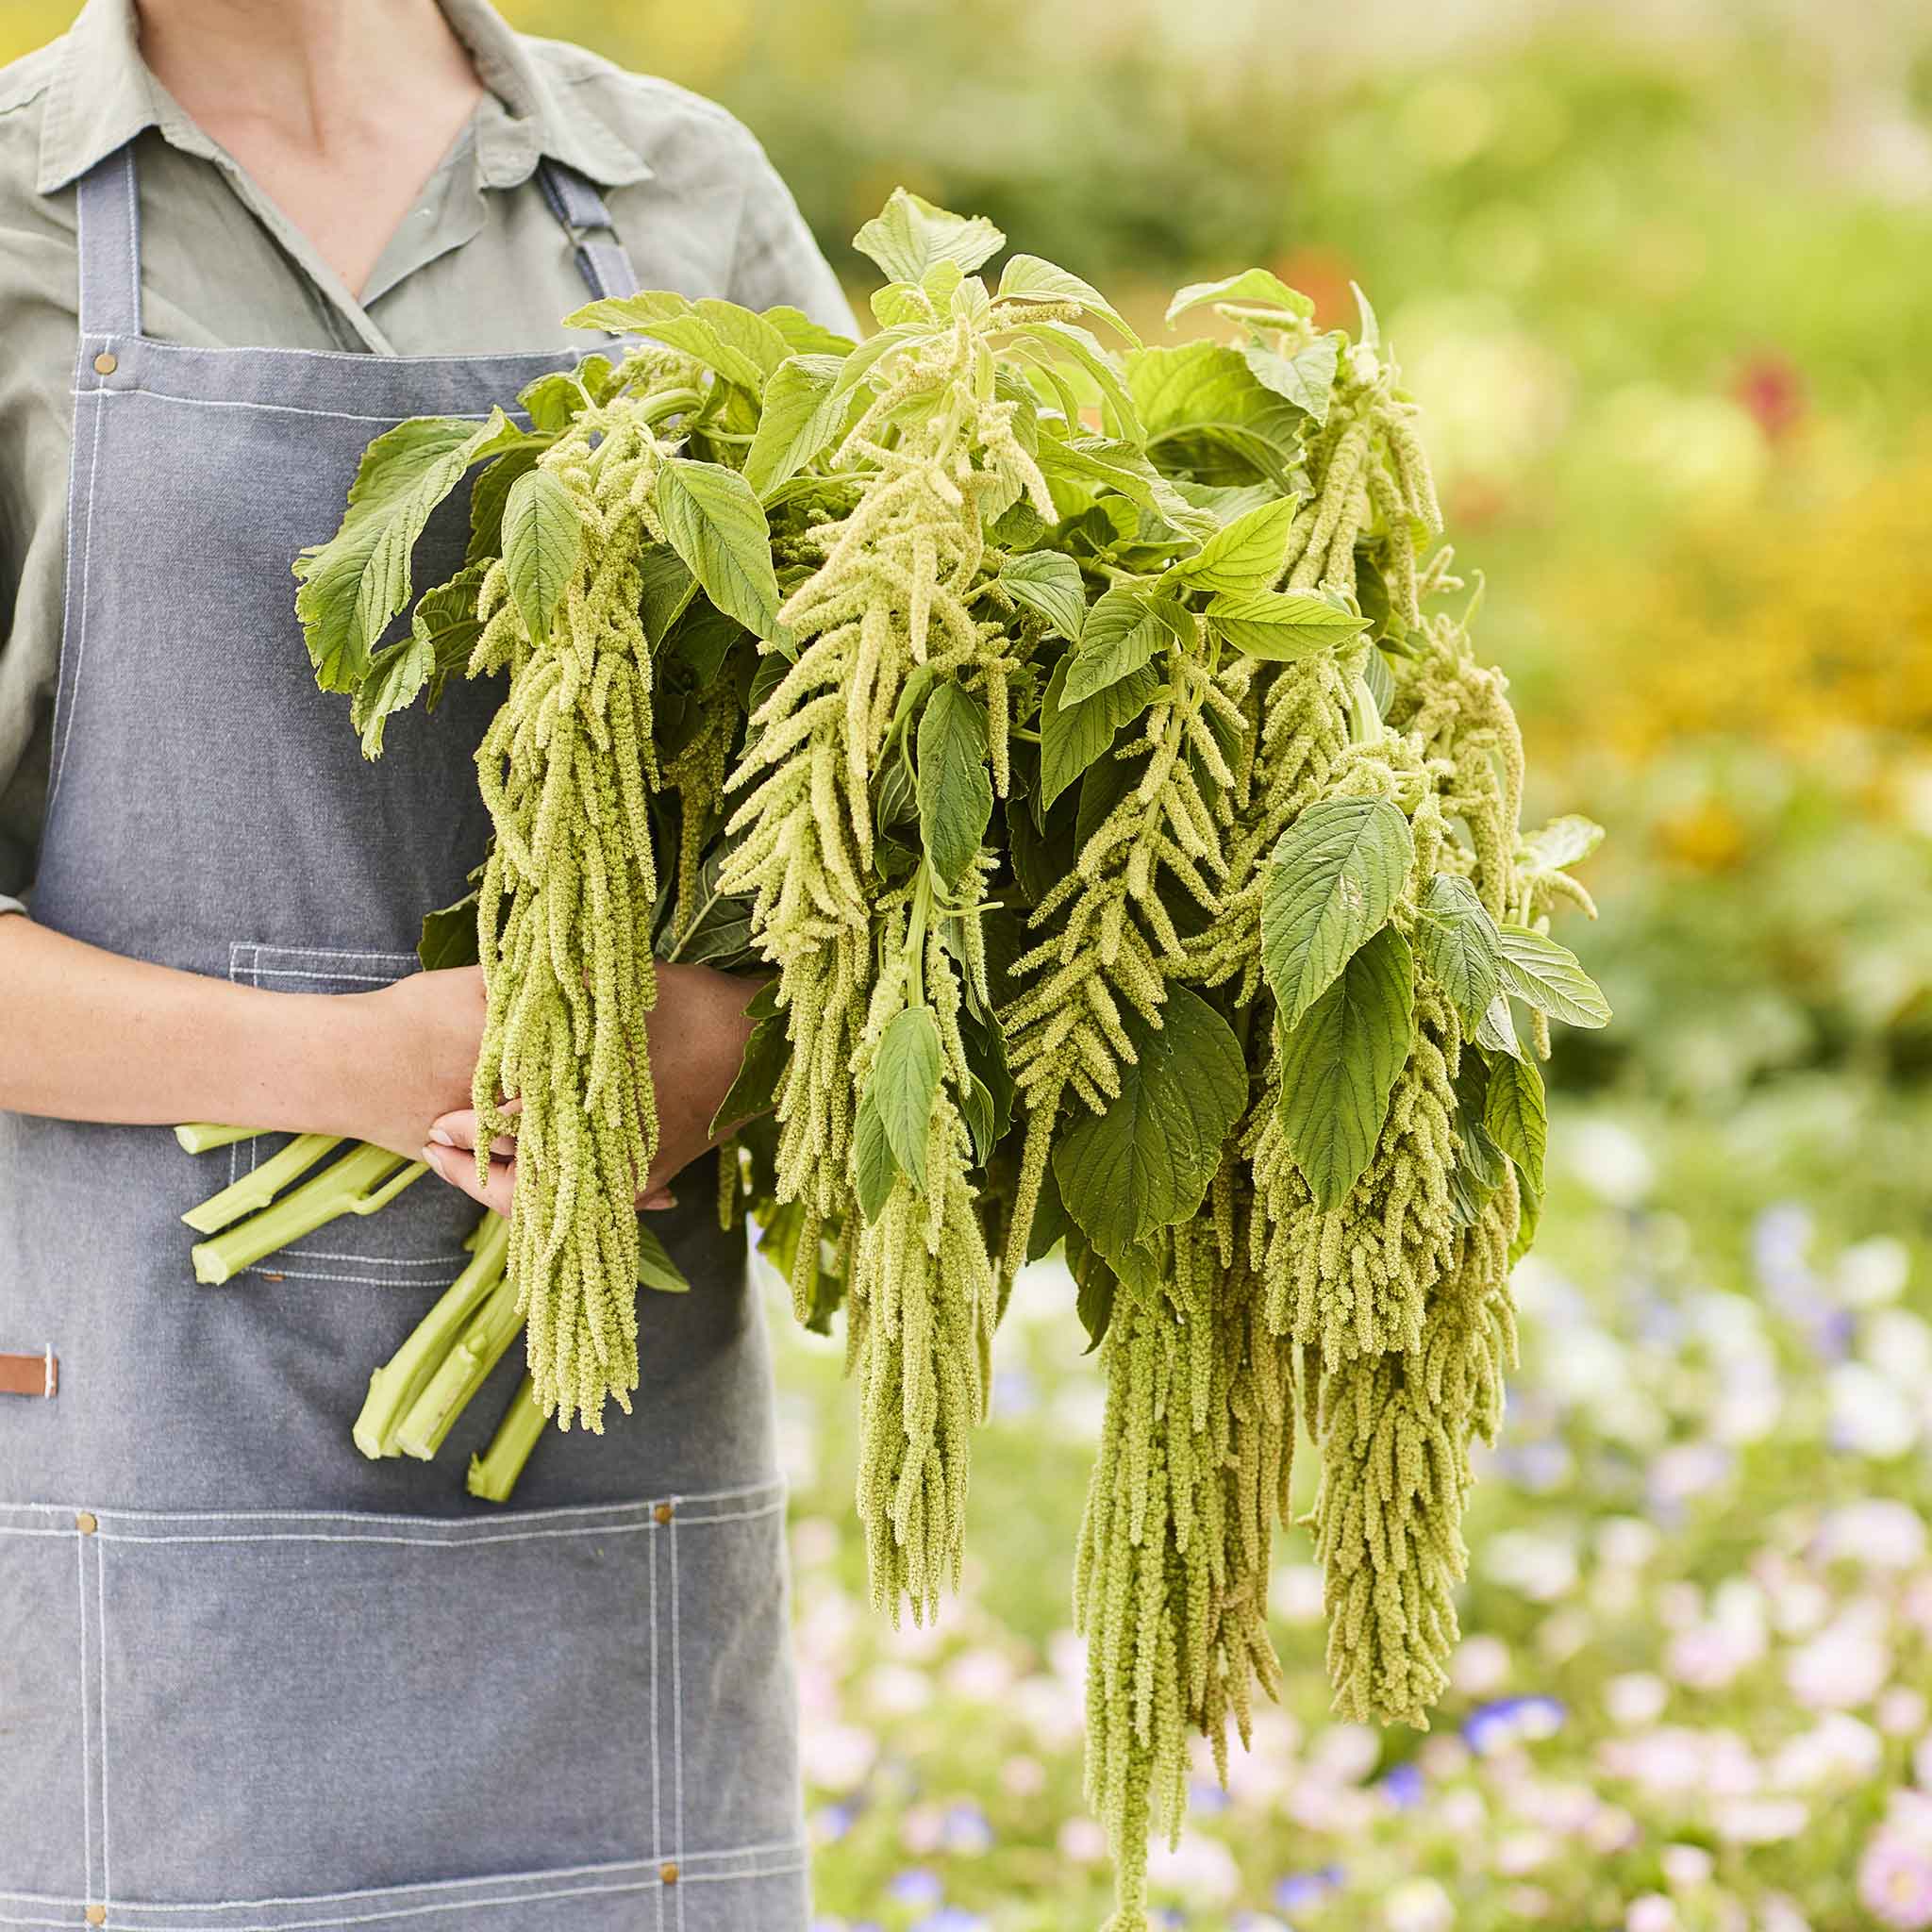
[132,0,490,300]
[136,0,481,157]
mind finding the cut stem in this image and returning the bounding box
[353,1213,511,1459]
[393,1263,525,1460]
[175,1122,263,1155]
[180,1133,341,1235]
[191,1142,426,1286]
[467,1373,548,1502]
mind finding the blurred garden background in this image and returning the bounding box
[9,0,1932,1924]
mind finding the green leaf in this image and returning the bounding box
[1010,320,1143,442]
[1261,796,1416,1030]
[693,298,791,379]
[414,565,488,707]
[1166,268,1315,325]
[516,368,594,435]
[1052,982,1245,1258]
[1415,874,1505,1030]
[1001,550,1090,641]
[1477,993,1525,1060]
[709,1012,791,1140]
[1521,814,1606,874]
[1068,1237,1118,1353]
[351,631,433,758]
[417,890,480,972]
[1485,1051,1547,1195]
[1207,587,1368,660]
[636,1220,692,1294]
[1276,924,1415,1210]
[1171,496,1298,595]
[762,305,857,357]
[917,682,993,890]
[656,458,784,644]
[872,1007,942,1191]
[1027,1158,1071,1263]
[1032,433,1216,541]
[1061,587,1177,706]
[501,468,582,643]
[959,1072,996,1164]
[1352,282,1381,352]
[662,839,758,969]
[853,189,1004,283]
[465,437,550,566]
[1127,342,1307,491]
[994,254,1141,346]
[1242,334,1342,425]
[852,1090,897,1224]
[293,410,520,693]
[564,291,774,392]
[1496,926,1612,1029]
[1039,651,1158,812]
[743,354,846,498]
[637,546,699,649]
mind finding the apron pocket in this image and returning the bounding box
[0,1508,91,1900]
[218,943,477,1286]
[91,1496,668,1900]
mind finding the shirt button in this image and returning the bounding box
[92,351,118,375]
[658,1860,678,1885]
[75,1509,98,1535]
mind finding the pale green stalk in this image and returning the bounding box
[393,1263,525,1460]
[354,1213,512,1458]
[180,1133,341,1235]
[174,1121,262,1154]
[466,1373,548,1501]
[190,1142,425,1285]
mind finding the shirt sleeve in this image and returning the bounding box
[726,134,858,340]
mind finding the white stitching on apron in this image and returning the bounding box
[671,1506,685,1932]
[43,388,105,813]
[649,1520,663,1932]
[97,1542,111,1907]
[75,1533,92,1904]
[92,1500,784,1547]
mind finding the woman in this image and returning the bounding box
[0,1,854,1924]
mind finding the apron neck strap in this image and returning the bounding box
[75,143,142,341]
[535,158,641,303]
[72,142,642,341]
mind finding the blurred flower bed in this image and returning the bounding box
[770,1094,1932,1931]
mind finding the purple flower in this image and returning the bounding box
[913,1912,989,1932]
[1380,1761,1425,1808]
[941,1800,994,1854]
[1275,1867,1345,1913]
[1188,1776,1233,1814]
[1462,1695,1566,1755]
[888,1867,944,1907]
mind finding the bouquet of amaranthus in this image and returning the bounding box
[178,191,1607,1927]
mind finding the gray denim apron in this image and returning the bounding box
[0,141,807,1930]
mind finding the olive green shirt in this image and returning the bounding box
[0,0,855,913]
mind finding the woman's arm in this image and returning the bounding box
[0,912,479,1158]
[0,917,758,1197]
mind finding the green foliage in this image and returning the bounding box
[289,191,1605,1930]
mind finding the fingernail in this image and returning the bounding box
[427,1126,455,1147]
[421,1145,445,1172]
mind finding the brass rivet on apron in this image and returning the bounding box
[654,1501,673,1524]
[85,1907,107,1926]
[92,351,118,375]
[658,1860,678,1885]
[75,1509,98,1535]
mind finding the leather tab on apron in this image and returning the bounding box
[0,1347,58,1397]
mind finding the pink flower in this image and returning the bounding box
[1859,1833,1932,1930]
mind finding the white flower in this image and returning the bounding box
[1484,1529,1579,1602]
[1385,1878,1456,1932]
[1453,1634,1512,1696]
[1567,1118,1655,1205]
[1787,1607,1892,1710]
[1627,1893,1680,1932]
[1598,1517,1662,1570]
[801,1722,876,1791]
[1773,1713,1884,1788]
[865,1663,933,1715]
[1145,1831,1239,1902]
[1661,1843,1716,1887]
[1270,1562,1326,1624]
[1814,1500,1927,1570]
[1058,1815,1108,1863]
[1607,1673,1671,1726]
[1496,1831,1556,1874]
[1713,1796,1810,1844]
[1837,1236,1910,1307]
[1881,1690,1930,1737]
[1828,1362,1920,1458]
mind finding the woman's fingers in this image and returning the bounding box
[426,1107,517,1158]
[422,1139,517,1217]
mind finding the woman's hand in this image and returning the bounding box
[418,961,765,1219]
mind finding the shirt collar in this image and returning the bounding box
[36,0,652,196]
